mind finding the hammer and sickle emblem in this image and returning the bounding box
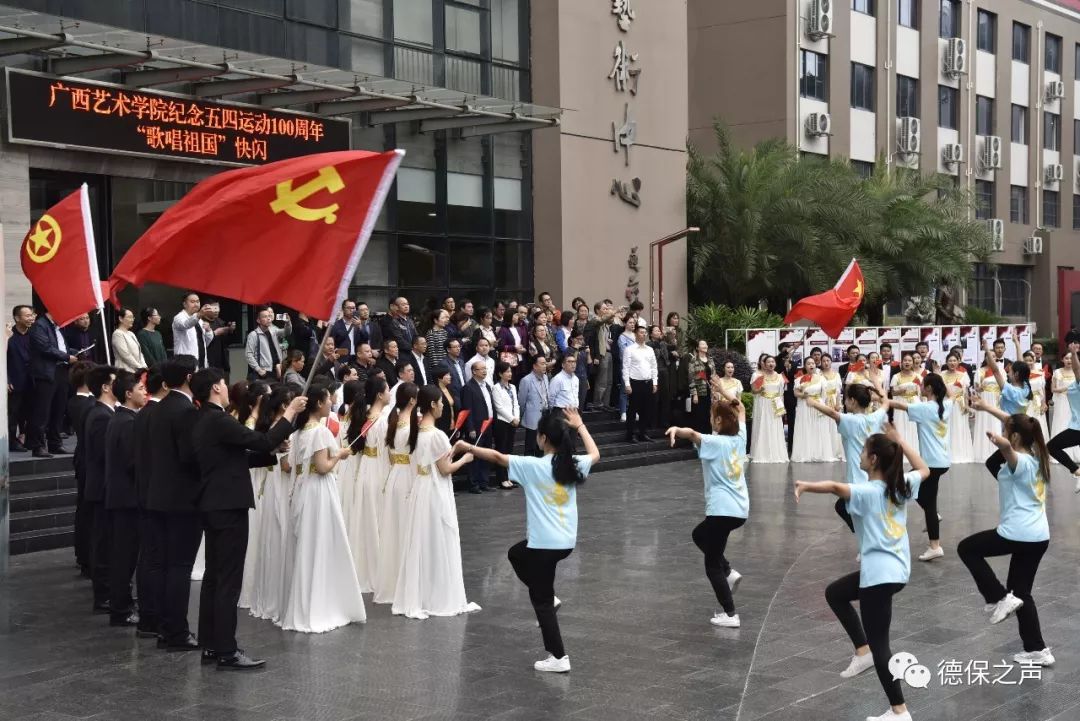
[270,166,345,224]
[25,214,62,264]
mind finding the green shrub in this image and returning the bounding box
[741,391,755,420]
[687,303,784,351]
[961,305,1005,324]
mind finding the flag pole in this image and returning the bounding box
[98,308,112,365]
[300,320,333,396]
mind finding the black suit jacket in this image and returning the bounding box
[132,398,160,509]
[104,406,138,510]
[28,315,69,381]
[376,355,400,386]
[191,405,295,512]
[408,352,430,386]
[146,391,200,513]
[68,394,95,488]
[206,318,232,374]
[82,402,115,503]
[460,379,493,436]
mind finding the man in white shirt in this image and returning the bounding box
[548,353,580,410]
[465,337,496,388]
[244,307,292,381]
[622,319,658,443]
[172,292,216,369]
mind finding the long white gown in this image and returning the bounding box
[238,462,269,609]
[337,415,360,532]
[972,370,1002,462]
[942,371,974,463]
[348,414,389,593]
[890,372,922,453]
[1027,373,1051,443]
[372,422,416,604]
[791,373,836,462]
[1050,369,1078,464]
[820,372,845,460]
[392,427,481,619]
[249,455,289,622]
[750,373,788,463]
[279,423,366,633]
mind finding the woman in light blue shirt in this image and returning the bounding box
[665,398,748,629]
[1045,340,1080,492]
[457,407,600,674]
[888,373,951,562]
[960,401,1054,668]
[795,426,929,721]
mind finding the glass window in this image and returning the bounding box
[447,136,489,235]
[1046,33,1062,73]
[897,75,918,117]
[450,240,493,287]
[494,132,527,238]
[495,240,532,290]
[286,0,335,27]
[446,4,482,54]
[853,0,874,15]
[970,264,996,312]
[939,85,958,129]
[1011,104,1028,144]
[939,0,959,38]
[975,180,994,220]
[800,50,828,101]
[1011,186,1029,224]
[346,0,384,36]
[491,0,520,63]
[976,10,995,53]
[898,0,917,28]
[976,96,994,136]
[394,0,433,46]
[1045,112,1061,151]
[353,235,391,287]
[852,160,874,178]
[998,265,1028,316]
[1044,190,1060,227]
[394,45,435,84]
[1075,119,1080,153]
[344,36,386,76]
[399,237,447,288]
[397,128,438,233]
[1013,22,1030,63]
[1076,43,1080,78]
[1073,195,1080,230]
[850,63,875,111]
[446,55,483,94]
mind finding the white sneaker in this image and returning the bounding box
[865,710,912,721]
[620,413,627,422]
[726,570,742,593]
[1074,474,1080,494]
[990,592,1024,625]
[984,603,996,614]
[533,654,571,673]
[918,546,944,562]
[1013,648,1055,666]
[855,553,861,563]
[840,652,875,678]
[710,612,740,628]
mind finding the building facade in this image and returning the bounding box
[690,0,1080,340]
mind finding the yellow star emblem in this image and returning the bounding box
[24,214,61,264]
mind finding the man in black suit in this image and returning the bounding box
[67,362,96,578]
[105,370,148,628]
[356,302,382,359]
[82,365,119,613]
[27,311,78,457]
[407,336,430,386]
[146,356,202,651]
[376,339,401,386]
[446,338,468,408]
[202,301,235,375]
[330,298,366,363]
[190,368,304,669]
[133,370,168,639]
[460,361,495,494]
[8,304,34,453]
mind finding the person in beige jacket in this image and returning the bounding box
[111,307,147,372]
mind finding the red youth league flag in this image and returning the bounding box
[783,258,864,339]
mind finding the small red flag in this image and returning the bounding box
[751,376,764,390]
[108,150,402,321]
[479,418,493,437]
[359,419,375,438]
[454,410,470,431]
[326,415,340,436]
[783,259,864,339]
[849,360,866,373]
[21,185,103,327]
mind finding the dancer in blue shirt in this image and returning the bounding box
[1044,339,1080,492]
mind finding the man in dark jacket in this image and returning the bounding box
[82,365,118,613]
[67,362,96,578]
[460,362,495,494]
[202,301,234,376]
[7,304,34,452]
[190,368,303,669]
[105,370,148,627]
[27,311,78,457]
[132,370,167,639]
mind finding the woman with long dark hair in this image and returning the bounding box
[235,380,271,610]
[456,408,600,673]
[336,380,366,524]
[795,426,929,721]
[960,402,1054,667]
[346,376,392,593]
[373,382,419,604]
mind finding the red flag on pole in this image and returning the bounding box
[21,184,103,327]
[783,258,865,339]
[107,149,403,321]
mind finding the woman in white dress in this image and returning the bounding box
[972,360,1003,461]
[1020,350,1050,442]
[279,384,366,633]
[336,380,365,523]
[715,362,743,403]
[791,358,834,462]
[393,386,482,619]
[941,354,975,463]
[889,354,923,452]
[373,382,419,604]
[818,355,845,460]
[235,380,271,610]
[1050,354,1078,465]
[749,355,788,463]
[346,376,392,593]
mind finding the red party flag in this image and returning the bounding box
[107,150,403,321]
[783,258,864,339]
[21,184,104,327]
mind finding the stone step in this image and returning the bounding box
[9,526,75,556]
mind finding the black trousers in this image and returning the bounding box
[915,467,949,542]
[89,501,111,605]
[524,428,541,457]
[27,366,67,450]
[692,516,745,615]
[468,434,492,490]
[690,396,711,434]
[7,388,29,444]
[493,420,516,484]
[1047,428,1080,474]
[74,473,91,572]
[109,508,140,620]
[655,369,672,429]
[198,510,249,655]
[137,510,165,634]
[835,497,855,534]
[825,572,905,707]
[625,379,653,439]
[507,540,572,659]
[958,529,1048,652]
[156,511,202,645]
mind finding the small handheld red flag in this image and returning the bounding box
[359,419,375,438]
[477,418,493,442]
[849,360,866,373]
[751,376,764,391]
[783,259,865,339]
[326,415,340,436]
[454,410,470,431]
[21,184,103,327]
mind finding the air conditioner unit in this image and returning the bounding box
[897,117,920,154]
[942,143,963,165]
[1046,80,1066,101]
[1024,235,1043,255]
[808,0,833,38]
[944,37,967,76]
[985,219,1005,252]
[805,111,832,137]
[981,135,1003,169]
[1045,163,1064,183]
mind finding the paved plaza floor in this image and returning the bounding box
[3,457,1080,721]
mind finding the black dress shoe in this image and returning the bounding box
[110,612,140,627]
[201,650,218,665]
[217,651,266,670]
[166,634,200,652]
[637,434,651,443]
[625,436,639,445]
[156,636,168,648]
[468,488,483,494]
[9,442,27,453]
[32,448,53,458]
[48,446,70,455]
[136,628,158,639]
[92,601,111,615]
[482,485,497,492]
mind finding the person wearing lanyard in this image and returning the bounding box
[795,425,929,721]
